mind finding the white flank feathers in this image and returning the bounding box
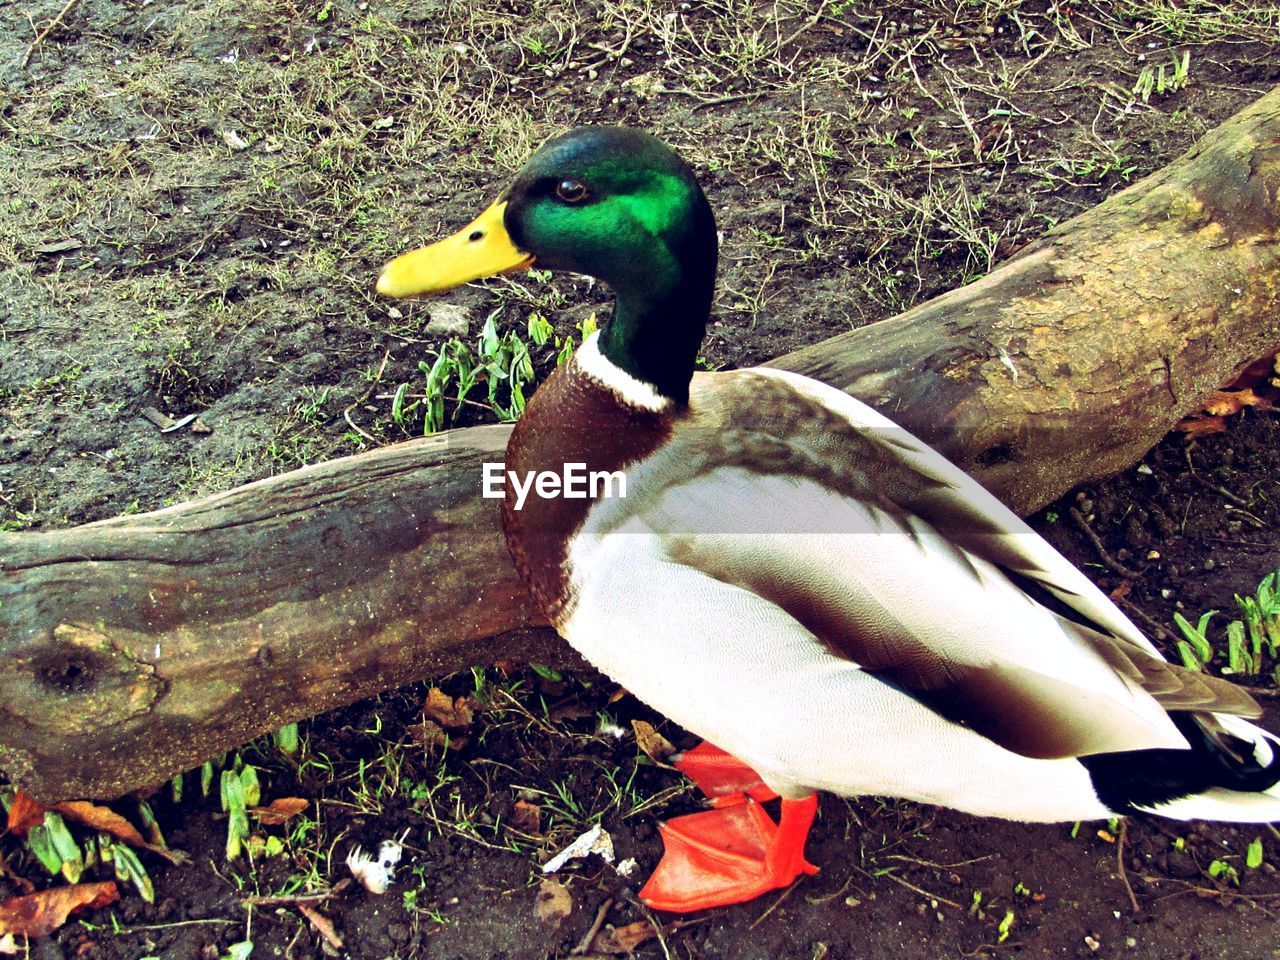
[557,365,1280,824]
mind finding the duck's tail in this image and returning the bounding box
[1082,713,1280,822]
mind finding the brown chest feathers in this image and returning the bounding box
[501,361,672,622]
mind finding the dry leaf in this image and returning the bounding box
[631,720,676,766]
[32,239,84,255]
[297,902,344,949]
[424,688,476,730]
[1223,351,1280,392]
[509,800,542,836]
[53,802,146,848]
[105,141,130,167]
[1201,388,1270,417]
[6,791,46,835]
[52,801,182,864]
[51,798,183,870]
[592,919,659,954]
[534,879,572,931]
[0,882,118,938]
[1175,415,1228,438]
[139,406,177,430]
[410,718,467,751]
[547,699,596,722]
[250,798,309,826]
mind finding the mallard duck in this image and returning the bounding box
[379,127,1280,913]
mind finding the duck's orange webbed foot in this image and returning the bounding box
[668,741,779,805]
[638,742,819,912]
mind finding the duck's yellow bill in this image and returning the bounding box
[376,199,534,298]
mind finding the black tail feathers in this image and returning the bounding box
[1081,713,1280,815]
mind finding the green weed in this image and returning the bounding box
[391,311,597,434]
[1247,837,1265,869]
[1133,51,1191,102]
[1173,609,1216,671]
[0,792,157,902]
[1207,857,1239,885]
[273,722,300,756]
[1174,566,1280,679]
[221,763,260,860]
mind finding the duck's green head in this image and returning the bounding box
[378,127,718,404]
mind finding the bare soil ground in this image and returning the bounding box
[3,1,1280,958]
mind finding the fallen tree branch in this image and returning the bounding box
[2,85,1279,803]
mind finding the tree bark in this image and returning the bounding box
[3,87,1279,804]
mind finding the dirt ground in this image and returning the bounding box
[3,0,1280,958]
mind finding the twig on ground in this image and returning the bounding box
[241,880,349,907]
[1184,447,1250,507]
[886,853,998,870]
[571,898,612,956]
[21,0,82,67]
[627,895,673,960]
[853,864,962,910]
[1144,876,1280,908]
[1116,820,1141,914]
[1113,596,1170,641]
[749,880,802,930]
[778,1,827,50]
[1070,506,1144,578]
[341,350,391,443]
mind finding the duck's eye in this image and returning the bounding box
[555,179,589,204]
